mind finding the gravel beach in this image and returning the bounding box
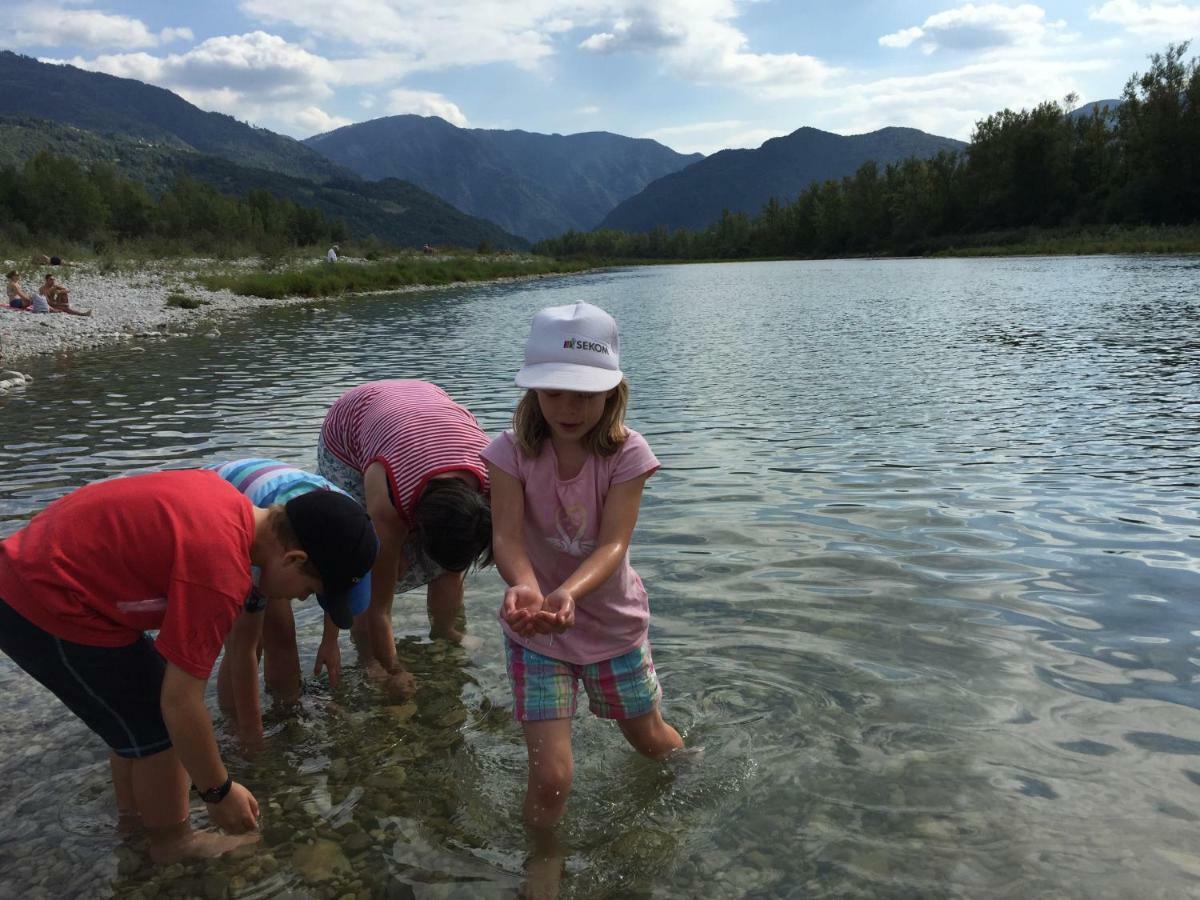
[0,259,333,367]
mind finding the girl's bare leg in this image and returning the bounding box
[616,707,683,760]
[520,719,573,899]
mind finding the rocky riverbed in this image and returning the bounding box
[0,259,330,366]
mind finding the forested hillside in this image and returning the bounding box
[539,45,1200,260]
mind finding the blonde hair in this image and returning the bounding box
[512,380,630,458]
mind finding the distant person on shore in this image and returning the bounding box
[41,273,91,316]
[208,458,373,748]
[326,244,339,263]
[0,470,377,863]
[482,302,686,897]
[318,380,492,696]
[6,271,32,310]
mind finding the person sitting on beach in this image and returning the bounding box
[326,244,339,263]
[0,470,377,863]
[209,458,373,748]
[318,380,493,696]
[6,271,32,310]
[40,273,91,317]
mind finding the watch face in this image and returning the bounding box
[244,586,267,613]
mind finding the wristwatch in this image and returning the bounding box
[193,775,234,804]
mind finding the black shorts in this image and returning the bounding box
[0,596,172,758]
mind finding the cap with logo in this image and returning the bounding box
[283,490,378,629]
[515,301,622,393]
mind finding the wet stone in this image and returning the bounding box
[115,846,142,876]
[293,839,351,883]
[437,709,468,728]
[385,703,418,724]
[366,767,407,793]
[203,873,229,899]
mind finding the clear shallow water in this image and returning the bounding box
[1,257,1199,898]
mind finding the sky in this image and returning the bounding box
[3,1,1199,155]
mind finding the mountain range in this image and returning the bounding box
[0,50,981,247]
[0,52,525,249]
[304,116,702,242]
[599,126,966,234]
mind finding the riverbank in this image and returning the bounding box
[0,254,589,365]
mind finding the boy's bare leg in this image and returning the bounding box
[109,753,140,834]
[215,650,234,713]
[132,749,258,862]
[262,598,300,703]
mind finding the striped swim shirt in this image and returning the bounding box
[207,458,351,507]
[319,380,490,523]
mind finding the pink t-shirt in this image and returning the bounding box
[481,428,660,664]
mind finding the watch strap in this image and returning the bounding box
[193,775,233,804]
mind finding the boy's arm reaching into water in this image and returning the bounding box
[160,662,260,833]
[486,463,544,634]
[224,612,266,748]
[542,472,651,633]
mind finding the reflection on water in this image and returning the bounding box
[1,256,1200,898]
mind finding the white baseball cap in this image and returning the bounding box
[515,301,623,393]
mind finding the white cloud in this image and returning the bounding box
[827,53,1110,140]
[578,1,837,97]
[879,27,925,50]
[240,0,562,70]
[386,88,469,126]
[1090,0,1200,41]
[159,27,196,44]
[879,4,1063,54]
[643,119,779,154]
[8,3,190,50]
[52,32,344,136]
[294,105,353,134]
[238,0,837,96]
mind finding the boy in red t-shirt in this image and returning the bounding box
[0,470,377,863]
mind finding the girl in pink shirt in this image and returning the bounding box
[482,301,684,893]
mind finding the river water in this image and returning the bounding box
[1,257,1199,899]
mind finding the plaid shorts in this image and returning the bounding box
[505,637,662,722]
[316,436,442,593]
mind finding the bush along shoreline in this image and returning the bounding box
[198,254,593,299]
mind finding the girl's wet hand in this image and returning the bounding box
[503,584,544,632]
[543,589,575,632]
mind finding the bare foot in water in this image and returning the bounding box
[117,811,142,837]
[149,827,260,864]
[521,852,565,900]
[430,627,483,652]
